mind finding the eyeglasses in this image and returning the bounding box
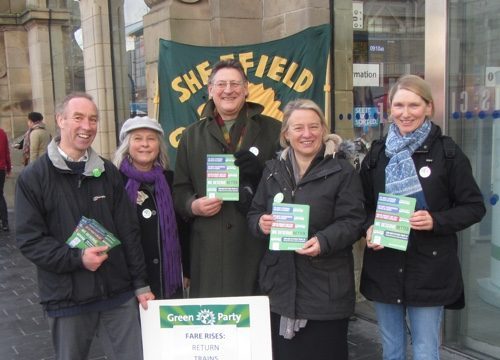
[212,80,245,90]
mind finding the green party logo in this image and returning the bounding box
[160,304,250,328]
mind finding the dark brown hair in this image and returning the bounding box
[208,59,248,84]
[28,112,43,122]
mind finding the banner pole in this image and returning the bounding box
[325,53,332,132]
[153,80,160,120]
[329,0,335,133]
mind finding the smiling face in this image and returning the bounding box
[390,88,433,136]
[128,128,160,171]
[208,68,248,120]
[284,109,325,162]
[56,97,98,160]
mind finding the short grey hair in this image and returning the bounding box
[279,98,329,148]
[56,92,97,119]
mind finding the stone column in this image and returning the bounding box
[0,27,31,138]
[332,0,354,140]
[262,0,329,41]
[78,0,128,159]
[143,0,212,118]
[0,26,31,208]
[23,8,71,135]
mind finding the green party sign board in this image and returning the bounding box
[140,296,272,359]
[372,193,416,251]
[270,203,310,250]
[160,304,250,328]
[206,154,239,201]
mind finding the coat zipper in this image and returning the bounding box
[283,163,297,201]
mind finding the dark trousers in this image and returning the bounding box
[48,297,143,360]
[0,170,7,226]
[271,312,349,360]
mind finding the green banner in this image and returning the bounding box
[160,304,250,328]
[158,24,331,166]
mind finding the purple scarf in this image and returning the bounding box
[120,160,182,297]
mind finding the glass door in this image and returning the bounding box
[447,1,500,358]
[352,0,426,320]
[352,0,425,144]
[352,1,500,357]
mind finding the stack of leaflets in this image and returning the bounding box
[269,203,310,251]
[372,193,416,251]
[66,216,121,251]
[206,154,239,201]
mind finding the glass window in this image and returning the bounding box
[352,0,425,145]
[447,1,500,358]
[353,0,426,320]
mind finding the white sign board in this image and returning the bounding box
[353,63,380,87]
[353,2,364,29]
[485,67,500,87]
[140,296,272,360]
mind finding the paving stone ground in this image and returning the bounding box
[0,209,475,359]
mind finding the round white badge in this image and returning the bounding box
[249,146,259,156]
[273,192,284,203]
[419,166,431,178]
[142,208,153,219]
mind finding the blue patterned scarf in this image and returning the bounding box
[385,119,431,209]
[120,160,182,297]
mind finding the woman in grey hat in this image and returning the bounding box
[114,116,189,299]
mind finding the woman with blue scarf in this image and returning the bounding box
[359,75,485,360]
[114,116,189,299]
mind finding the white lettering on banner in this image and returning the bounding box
[168,313,194,322]
[218,313,241,323]
[353,64,380,87]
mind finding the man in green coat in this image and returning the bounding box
[173,59,281,298]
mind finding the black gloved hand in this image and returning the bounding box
[234,149,262,189]
[234,185,254,215]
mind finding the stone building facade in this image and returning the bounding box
[0,0,353,202]
[1,0,355,161]
[0,0,131,163]
[0,0,130,207]
[142,0,354,138]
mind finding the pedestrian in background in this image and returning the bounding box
[0,127,11,231]
[173,59,281,298]
[16,93,154,360]
[360,75,486,360]
[114,116,190,299]
[248,99,366,360]
[15,112,51,165]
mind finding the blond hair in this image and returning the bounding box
[388,74,435,117]
[279,99,329,148]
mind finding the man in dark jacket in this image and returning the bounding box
[174,59,281,297]
[15,92,154,360]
